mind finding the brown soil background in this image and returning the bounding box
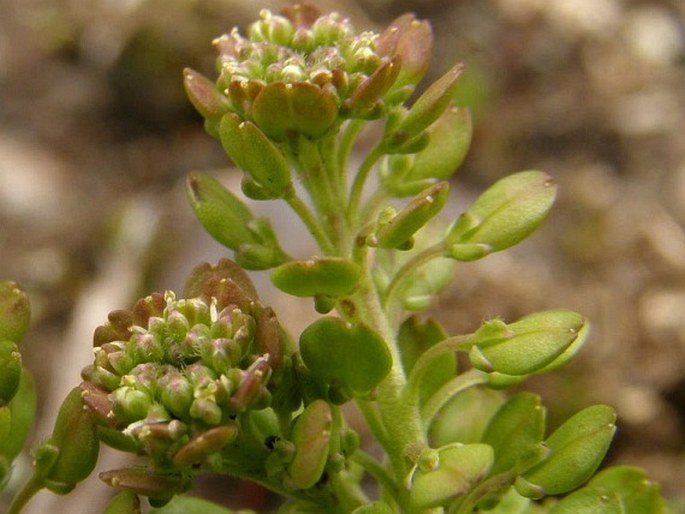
[1,0,684,512]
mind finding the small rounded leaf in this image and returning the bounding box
[299,317,391,397]
[271,257,362,298]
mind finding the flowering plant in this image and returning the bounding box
[0,5,671,513]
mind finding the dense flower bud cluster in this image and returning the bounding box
[184,4,433,141]
[80,261,285,469]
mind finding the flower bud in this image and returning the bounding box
[468,310,588,376]
[41,387,99,493]
[0,340,22,406]
[183,258,259,310]
[371,181,449,249]
[0,281,30,344]
[409,443,494,509]
[183,68,231,123]
[343,57,400,118]
[158,370,194,419]
[517,405,617,498]
[288,399,332,489]
[445,171,557,256]
[271,257,362,298]
[111,386,153,424]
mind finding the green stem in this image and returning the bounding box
[382,242,446,309]
[285,194,336,255]
[348,145,384,227]
[407,333,472,396]
[350,450,398,498]
[337,119,366,178]
[420,369,488,426]
[355,399,391,449]
[6,474,44,514]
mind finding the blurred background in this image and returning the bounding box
[0,0,684,512]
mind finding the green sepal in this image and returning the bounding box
[0,281,30,344]
[99,467,188,503]
[183,68,231,124]
[548,466,669,514]
[518,404,617,497]
[219,113,292,198]
[344,57,401,118]
[0,369,36,461]
[0,340,22,406]
[299,317,391,398]
[445,170,557,254]
[287,399,332,490]
[40,387,100,492]
[398,316,453,406]
[103,490,142,514]
[409,443,494,509]
[172,424,239,467]
[186,171,258,251]
[468,310,588,376]
[481,393,546,475]
[372,181,449,249]
[251,82,338,141]
[271,257,362,298]
[150,494,244,514]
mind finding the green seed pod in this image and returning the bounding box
[251,82,338,141]
[173,424,239,467]
[0,369,36,461]
[409,443,494,509]
[42,387,100,493]
[219,113,292,198]
[517,405,617,498]
[372,181,449,249]
[468,310,588,376]
[99,467,186,503]
[288,399,332,489]
[271,257,362,298]
[299,317,391,399]
[103,490,142,514]
[386,63,464,149]
[186,171,259,252]
[376,13,433,90]
[0,281,30,344]
[481,393,546,475]
[0,340,22,406]
[445,171,557,254]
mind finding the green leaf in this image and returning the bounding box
[547,487,624,514]
[299,317,391,397]
[151,495,244,514]
[445,170,557,256]
[588,466,669,513]
[271,257,362,298]
[482,393,546,475]
[518,405,617,498]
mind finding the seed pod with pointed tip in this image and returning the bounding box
[271,257,362,298]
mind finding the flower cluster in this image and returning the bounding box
[80,260,287,470]
[184,4,432,140]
